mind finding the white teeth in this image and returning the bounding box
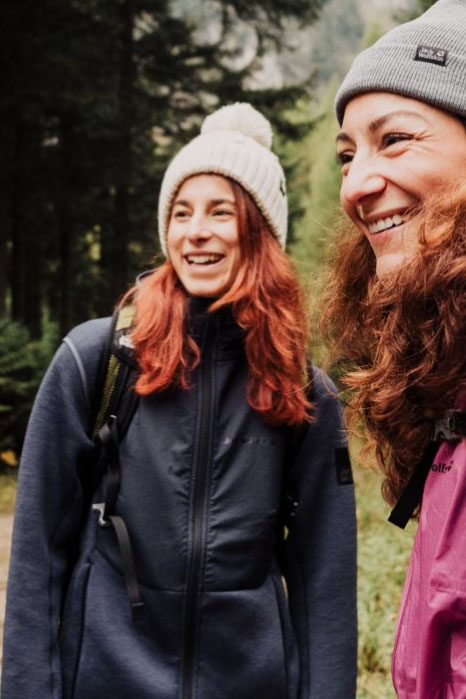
[186,254,223,265]
[367,214,406,234]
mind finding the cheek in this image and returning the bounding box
[166,228,181,257]
[409,157,463,197]
[340,191,360,227]
[233,246,242,272]
[339,182,352,215]
[226,227,241,260]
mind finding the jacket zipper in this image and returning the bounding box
[182,318,216,699]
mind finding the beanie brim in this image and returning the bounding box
[157,130,287,256]
[335,0,466,125]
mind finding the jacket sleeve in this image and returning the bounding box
[280,368,357,699]
[1,321,108,699]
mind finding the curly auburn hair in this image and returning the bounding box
[321,185,466,506]
[122,177,312,427]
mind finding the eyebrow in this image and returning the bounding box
[336,109,429,145]
[173,198,236,207]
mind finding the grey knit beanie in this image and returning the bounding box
[335,0,466,125]
[157,103,288,255]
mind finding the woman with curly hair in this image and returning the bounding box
[323,0,466,695]
[2,103,357,699]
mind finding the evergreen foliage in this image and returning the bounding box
[1,0,327,340]
[0,316,57,468]
[290,78,342,277]
[311,0,364,85]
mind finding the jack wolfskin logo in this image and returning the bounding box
[431,461,453,474]
[415,45,448,66]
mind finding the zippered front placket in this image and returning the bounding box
[182,318,216,699]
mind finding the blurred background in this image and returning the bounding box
[0,0,434,694]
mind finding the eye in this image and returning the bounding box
[336,151,353,166]
[173,208,189,220]
[335,151,353,169]
[382,132,413,148]
[213,208,235,217]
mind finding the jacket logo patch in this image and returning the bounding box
[335,447,353,486]
[431,460,453,474]
[414,45,448,66]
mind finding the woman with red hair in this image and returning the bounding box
[2,103,356,699]
[325,0,466,695]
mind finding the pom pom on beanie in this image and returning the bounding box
[201,103,273,149]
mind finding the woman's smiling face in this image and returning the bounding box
[337,92,466,276]
[167,174,241,298]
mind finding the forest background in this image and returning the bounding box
[0,0,435,695]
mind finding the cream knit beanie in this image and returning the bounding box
[335,0,466,125]
[157,103,288,255]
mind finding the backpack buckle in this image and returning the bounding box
[92,502,112,528]
[433,409,466,442]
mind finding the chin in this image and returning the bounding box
[375,251,415,278]
[184,283,225,298]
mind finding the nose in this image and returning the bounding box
[340,155,387,209]
[187,212,212,242]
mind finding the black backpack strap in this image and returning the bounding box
[389,408,466,529]
[92,305,138,439]
[90,304,144,621]
[388,440,440,529]
[92,389,143,622]
[96,374,139,520]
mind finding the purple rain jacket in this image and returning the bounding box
[393,394,466,697]
[2,304,357,699]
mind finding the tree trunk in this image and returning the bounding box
[11,117,44,339]
[10,118,29,330]
[111,0,135,303]
[57,118,74,338]
[0,118,14,315]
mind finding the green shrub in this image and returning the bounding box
[0,315,57,468]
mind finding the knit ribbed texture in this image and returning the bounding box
[157,105,288,255]
[335,0,466,125]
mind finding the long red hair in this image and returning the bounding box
[322,185,466,505]
[122,177,312,426]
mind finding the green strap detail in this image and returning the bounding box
[92,304,135,440]
[116,304,135,332]
[92,354,122,440]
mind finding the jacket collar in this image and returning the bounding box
[187,297,245,353]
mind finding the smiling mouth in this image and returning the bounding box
[366,213,408,234]
[185,254,225,266]
[364,205,423,234]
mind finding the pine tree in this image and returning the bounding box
[1,0,327,337]
[0,316,56,464]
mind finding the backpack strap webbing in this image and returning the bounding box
[92,305,137,439]
[389,409,466,529]
[91,304,144,621]
[388,440,440,529]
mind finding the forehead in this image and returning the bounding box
[341,92,434,131]
[175,173,235,201]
